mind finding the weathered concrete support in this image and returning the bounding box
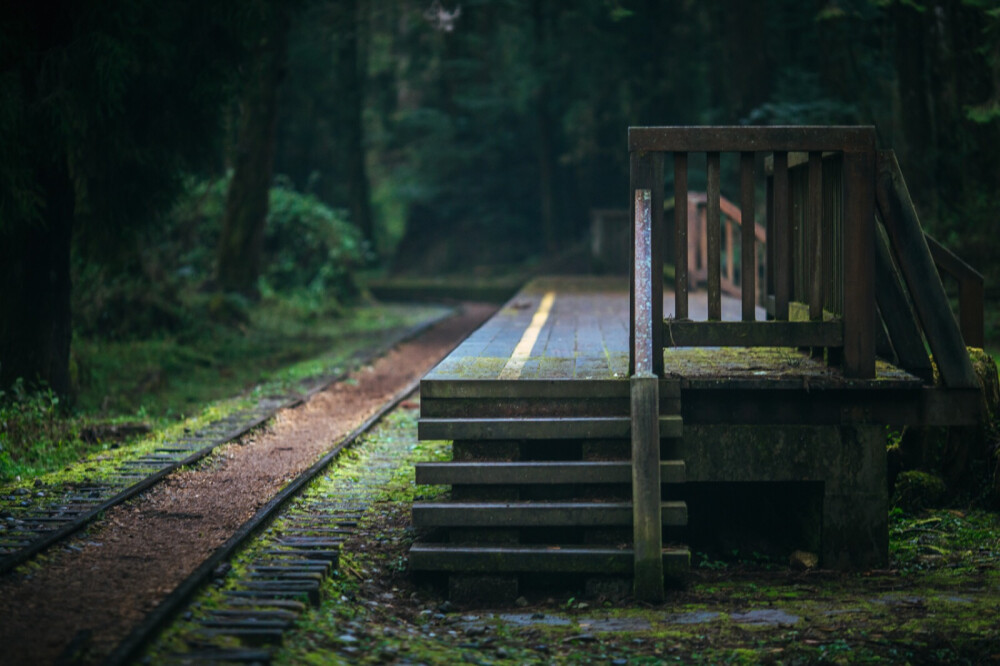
[631,374,663,600]
[822,426,888,569]
[679,424,887,569]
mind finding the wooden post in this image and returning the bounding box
[959,277,985,349]
[630,152,664,375]
[631,187,663,601]
[924,233,985,348]
[631,374,662,601]
[633,190,656,374]
[842,145,876,379]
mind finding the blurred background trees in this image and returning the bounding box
[2,0,1000,398]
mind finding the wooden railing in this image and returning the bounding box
[685,193,767,304]
[874,150,979,388]
[629,126,877,379]
[591,195,767,305]
[925,234,984,348]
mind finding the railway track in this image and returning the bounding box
[0,312,451,577]
[104,381,424,665]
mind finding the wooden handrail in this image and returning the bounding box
[630,126,876,153]
[924,234,984,348]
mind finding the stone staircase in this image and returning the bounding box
[410,379,689,600]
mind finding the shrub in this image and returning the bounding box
[893,470,947,513]
[262,176,367,302]
[0,379,78,481]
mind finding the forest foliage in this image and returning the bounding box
[2,0,1000,399]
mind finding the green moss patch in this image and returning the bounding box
[1,303,448,483]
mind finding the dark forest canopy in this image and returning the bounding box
[2,0,1000,396]
[272,0,1000,275]
[0,0,247,395]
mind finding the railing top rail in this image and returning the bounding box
[628,126,876,153]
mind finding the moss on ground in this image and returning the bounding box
[136,393,1000,664]
[273,432,1000,664]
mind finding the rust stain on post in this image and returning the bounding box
[633,189,654,375]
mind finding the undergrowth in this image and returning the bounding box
[0,380,87,481]
[0,301,444,484]
[0,173,448,483]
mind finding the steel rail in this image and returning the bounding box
[0,310,453,576]
[102,377,422,666]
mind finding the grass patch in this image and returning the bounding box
[73,300,447,418]
[889,506,1000,574]
[1,300,449,483]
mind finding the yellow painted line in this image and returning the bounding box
[498,291,556,379]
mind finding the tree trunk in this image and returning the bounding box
[533,0,557,252]
[0,162,74,397]
[333,0,375,250]
[216,1,290,297]
[892,4,936,212]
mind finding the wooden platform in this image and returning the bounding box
[426,275,768,383]
[420,276,968,428]
[411,276,980,596]
[410,128,986,600]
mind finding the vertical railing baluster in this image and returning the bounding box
[674,152,688,320]
[740,151,756,321]
[808,152,824,320]
[773,151,790,320]
[766,172,774,312]
[698,206,707,284]
[707,152,721,320]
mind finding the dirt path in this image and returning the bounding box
[0,304,493,666]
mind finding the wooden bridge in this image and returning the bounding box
[409,126,984,602]
[591,190,767,305]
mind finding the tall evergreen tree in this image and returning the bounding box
[0,1,242,395]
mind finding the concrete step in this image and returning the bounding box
[416,460,685,485]
[418,415,683,440]
[413,500,687,528]
[410,543,690,577]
